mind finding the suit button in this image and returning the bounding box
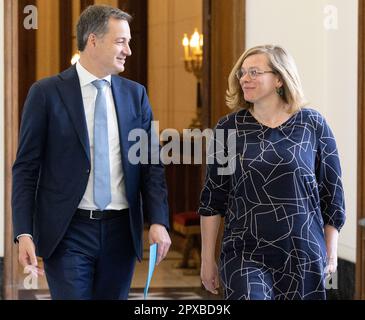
[86,169,90,174]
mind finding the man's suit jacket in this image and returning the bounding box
[12,65,169,260]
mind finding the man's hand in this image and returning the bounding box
[18,236,44,276]
[148,224,171,265]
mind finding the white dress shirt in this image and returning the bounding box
[76,61,129,211]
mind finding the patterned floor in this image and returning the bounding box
[18,287,221,300]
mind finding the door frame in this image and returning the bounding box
[356,0,365,300]
[4,0,20,300]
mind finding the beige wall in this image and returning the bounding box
[148,0,202,131]
[0,0,4,257]
[72,0,80,54]
[36,0,60,79]
[246,0,358,262]
[94,0,118,6]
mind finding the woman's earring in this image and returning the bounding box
[276,87,284,97]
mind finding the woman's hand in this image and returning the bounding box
[201,259,220,294]
[324,225,339,277]
[325,254,338,276]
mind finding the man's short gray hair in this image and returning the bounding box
[77,5,132,51]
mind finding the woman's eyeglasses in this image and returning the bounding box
[235,68,276,80]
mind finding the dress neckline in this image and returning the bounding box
[246,108,302,129]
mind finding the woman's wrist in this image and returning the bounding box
[201,252,216,263]
[326,249,337,262]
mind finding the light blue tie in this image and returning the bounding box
[92,80,111,210]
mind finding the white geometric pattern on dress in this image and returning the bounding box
[199,108,346,300]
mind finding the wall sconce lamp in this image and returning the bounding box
[182,28,203,80]
[182,28,203,129]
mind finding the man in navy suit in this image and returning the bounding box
[12,5,171,299]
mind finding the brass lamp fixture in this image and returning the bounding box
[182,28,203,129]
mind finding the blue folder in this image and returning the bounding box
[144,243,158,299]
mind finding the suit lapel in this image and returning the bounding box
[111,76,137,161]
[55,70,138,170]
[56,66,91,162]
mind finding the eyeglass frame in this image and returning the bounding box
[235,68,277,80]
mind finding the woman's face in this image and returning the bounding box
[238,53,282,105]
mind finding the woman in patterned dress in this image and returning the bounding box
[198,45,346,300]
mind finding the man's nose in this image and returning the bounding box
[124,44,132,56]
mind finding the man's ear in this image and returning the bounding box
[87,33,97,48]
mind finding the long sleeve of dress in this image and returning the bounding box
[198,118,231,217]
[315,117,346,231]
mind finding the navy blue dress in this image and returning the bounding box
[198,108,346,300]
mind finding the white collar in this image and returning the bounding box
[76,61,111,87]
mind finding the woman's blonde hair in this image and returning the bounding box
[226,44,307,111]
